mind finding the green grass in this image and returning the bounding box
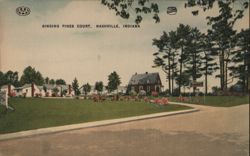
[168,96,249,107]
[0,98,191,134]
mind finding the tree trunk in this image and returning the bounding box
[172,67,174,95]
[168,55,171,95]
[192,53,197,95]
[179,46,183,95]
[205,61,208,95]
[225,60,228,90]
[220,50,225,91]
[172,55,175,95]
[243,50,247,94]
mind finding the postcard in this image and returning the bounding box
[0,0,249,156]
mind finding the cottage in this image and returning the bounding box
[127,72,163,94]
[43,84,73,97]
[14,83,41,97]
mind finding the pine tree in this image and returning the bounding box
[206,1,241,92]
[176,24,192,95]
[72,78,80,96]
[107,71,121,93]
[95,81,104,94]
[200,32,219,95]
[229,28,250,93]
[152,31,178,95]
[82,83,91,98]
[184,27,203,94]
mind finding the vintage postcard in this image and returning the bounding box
[0,0,249,156]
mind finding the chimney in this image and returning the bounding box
[68,85,72,95]
[31,83,35,97]
[8,84,11,96]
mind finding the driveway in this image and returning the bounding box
[0,104,249,156]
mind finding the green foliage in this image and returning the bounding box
[101,0,160,24]
[61,89,68,96]
[95,81,104,94]
[0,70,19,87]
[206,1,243,91]
[185,28,203,74]
[44,77,49,84]
[52,87,59,94]
[43,86,47,93]
[129,90,137,96]
[0,98,191,134]
[107,71,121,93]
[101,0,248,23]
[55,79,66,85]
[20,66,44,86]
[49,79,55,85]
[152,30,178,95]
[199,33,219,94]
[0,71,4,87]
[72,78,80,96]
[82,83,91,95]
[168,95,249,107]
[229,28,250,93]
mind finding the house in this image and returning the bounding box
[14,83,41,97]
[127,72,163,94]
[0,84,16,96]
[43,84,73,97]
[43,84,55,96]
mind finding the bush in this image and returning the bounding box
[9,92,16,97]
[151,91,158,97]
[129,90,137,96]
[45,92,50,97]
[51,93,58,97]
[23,92,27,98]
[35,93,42,98]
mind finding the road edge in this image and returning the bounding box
[0,108,199,141]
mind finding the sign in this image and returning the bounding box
[0,90,8,108]
[167,7,177,15]
[190,81,203,87]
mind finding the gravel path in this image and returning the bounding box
[0,104,249,156]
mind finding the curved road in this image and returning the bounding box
[0,104,249,156]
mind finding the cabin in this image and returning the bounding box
[43,84,73,97]
[127,72,163,94]
[14,83,41,97]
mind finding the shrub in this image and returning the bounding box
[35,93,42,98]
[129,90,137,96]
[9,92,16,97]
[151,91,158,97]
[45,92,50,97]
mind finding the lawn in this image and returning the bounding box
[0,98,191,134]
[168,96,249,107]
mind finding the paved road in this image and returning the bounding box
[0,104,249,156]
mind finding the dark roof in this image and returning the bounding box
[128,72,161,85]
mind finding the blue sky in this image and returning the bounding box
[0,0,249,90]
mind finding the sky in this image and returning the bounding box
[0,0,249,90]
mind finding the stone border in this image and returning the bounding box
[0,108,199,141]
